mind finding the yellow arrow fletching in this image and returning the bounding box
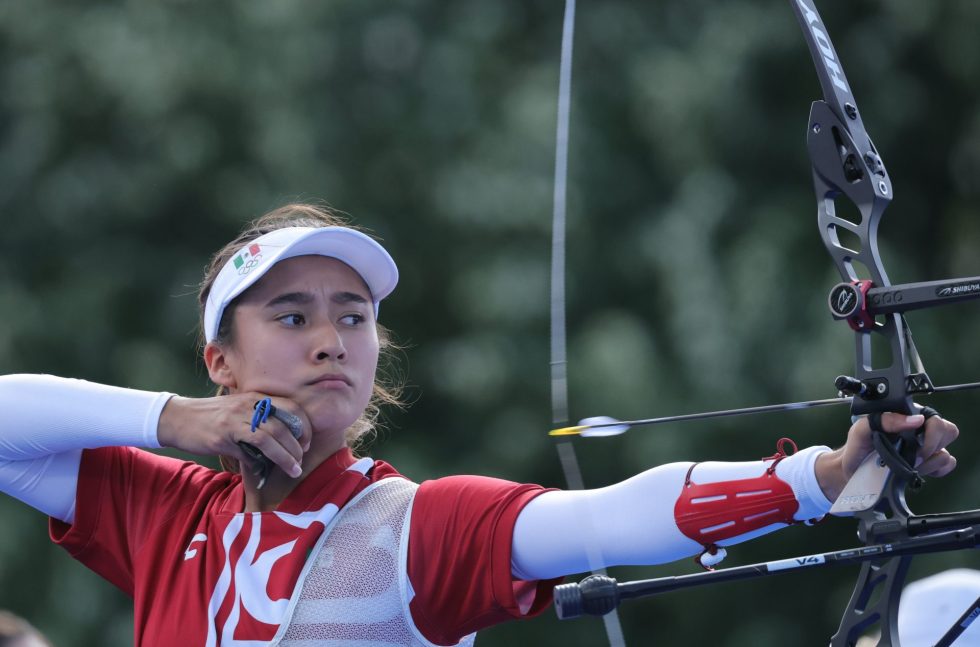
[549,425,587,436]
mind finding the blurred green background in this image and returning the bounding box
[3,0,980,645]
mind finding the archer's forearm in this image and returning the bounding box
[511,445,833,580]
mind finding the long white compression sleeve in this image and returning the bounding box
[0,374,172,524]
[511,445,833,581]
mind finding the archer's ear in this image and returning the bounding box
[204,342,238,390]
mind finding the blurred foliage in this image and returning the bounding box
[2,0,980,645]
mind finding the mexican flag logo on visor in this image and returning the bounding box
[232,243,263,275]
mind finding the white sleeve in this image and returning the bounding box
[510,445,833,581]
[0,374,173,523]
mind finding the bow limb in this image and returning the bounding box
[548,1,627,645]
[790,2,916,643]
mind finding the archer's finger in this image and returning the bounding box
[868,411,925,434]
[918,415,959,459]
[272,402,312,452]
[260,417,306,463]
[917,449,957,478]
[242,394,312,452]
[243,433,303,478]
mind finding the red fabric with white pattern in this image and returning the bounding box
[49,446,555,646]
[673,463,800,547]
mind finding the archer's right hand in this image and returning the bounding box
[156,394,312,477]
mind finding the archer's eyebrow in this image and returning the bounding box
[263,291,369,308]
[264,292,314,309]
[332,291,369,306]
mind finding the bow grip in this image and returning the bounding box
[868,407,939,491]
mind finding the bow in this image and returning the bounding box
[548,1,980,644]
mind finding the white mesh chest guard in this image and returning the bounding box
[273,477,476,647]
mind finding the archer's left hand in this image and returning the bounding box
[815,411,959,502]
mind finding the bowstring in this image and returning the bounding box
[550,1,627,644]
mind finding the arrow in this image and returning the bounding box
[550,381,980,437]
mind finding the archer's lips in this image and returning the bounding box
[308,374,352,389]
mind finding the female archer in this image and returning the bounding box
[0,203,959,646]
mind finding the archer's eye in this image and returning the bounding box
[339,313,366,326]
[278,313,306,327]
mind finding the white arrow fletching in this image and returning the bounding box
[578,416,630,437]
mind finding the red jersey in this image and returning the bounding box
[50,447,557,645]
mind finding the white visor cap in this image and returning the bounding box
[204,226,398,343]
[898,569,980,645]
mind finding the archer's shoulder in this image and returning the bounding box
[415,473,552,509]
[82,445,238,495]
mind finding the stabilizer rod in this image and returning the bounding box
[554,526,980,619]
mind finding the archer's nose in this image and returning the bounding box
[311,324,346,362]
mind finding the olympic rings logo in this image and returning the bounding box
[237,254,264,275]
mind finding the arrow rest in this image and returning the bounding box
[836,375,888,400]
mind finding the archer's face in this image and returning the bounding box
[212,255,380,440]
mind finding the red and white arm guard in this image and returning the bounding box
[674,439,823,569]
[511,441,833,581]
